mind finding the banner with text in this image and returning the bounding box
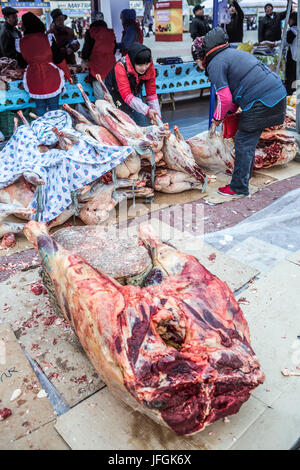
[154,1,183,42]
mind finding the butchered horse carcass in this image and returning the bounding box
[163,126,207,184]
[24,221,264,436]
[186,130,235,174]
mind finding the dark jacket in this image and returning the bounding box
[190,15,211,40]
[226,0,244,43]
[0,21,21,61]
[48,24,80,64]
[117,10,143,56]
[258,11,286,42]
[204,28,286,110]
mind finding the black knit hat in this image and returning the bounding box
[2,7,18,17]
[22,12,45,34]
[51,8,67,21]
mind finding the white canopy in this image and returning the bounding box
[202,0,290,9]
[240,0,287,8]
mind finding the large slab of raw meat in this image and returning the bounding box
[24,221,265,436]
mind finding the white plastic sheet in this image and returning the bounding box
[204,188,300,273]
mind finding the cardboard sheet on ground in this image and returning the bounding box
[236,259,300,407]
[8,422,70,450]
[54,387,267,450]
[0,270,104,407]
[231,259,300,449]
[0,323,56,447]
[255,160,300,181]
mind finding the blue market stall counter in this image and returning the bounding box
[0,65,211,113]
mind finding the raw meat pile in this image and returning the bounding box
[72,76,207,190]
[0,58,24,83]
[254,126,297,169]
[24,221,265,436]
[285,105,296,129]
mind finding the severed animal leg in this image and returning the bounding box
[77,83,100,124]
[63,103,93,125]
[162,126,206,183]
[13,117,19,133]
[17,110,30,126]
[29,112,39,120]
[95,74,115,107]
[52,128,79,151]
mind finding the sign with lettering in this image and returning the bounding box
[154,0,183,42]
[1,2,50,7]
[50,1,90,10]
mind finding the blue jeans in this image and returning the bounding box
[35,95,60,116]
[230,98,286,195]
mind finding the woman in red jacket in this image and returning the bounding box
[16,12,72,116]
[105,42,160,126]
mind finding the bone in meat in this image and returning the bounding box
[77,83,101,124]
[94,99,152,151]
[24,221,264,436]
[95,74,115,107]
[63,103,93,125]
[186,131,235,174]
[163,126,206,183]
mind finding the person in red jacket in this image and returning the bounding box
[16,12,72,116]
[81,11,116,100]
[105,42,160,126]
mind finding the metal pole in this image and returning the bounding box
[275,0,293,75]
[297,0,300,134]
[208,0,219,128]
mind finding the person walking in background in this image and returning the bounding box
[48,8,80,65]
[258,3,288,43]
[0,7,21,61]
[117,9,143,56]
[81,12,116,100]
[16,12,72,116]
[226,0,244,43]
[105,43,160,127]
[190,5,211,40]
[192,28,286,197]
[77,20,83,39]
[285,11,297,96]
